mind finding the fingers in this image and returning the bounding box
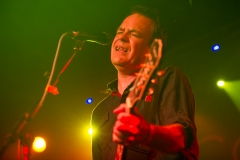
[115,119,139,134]
[114,103,140,116]
[113,133,136,145]
[113,103,126,114]
[113,122,138,144]
[113,113,142,145]
[112,104,150,145]
[117,112,140,126]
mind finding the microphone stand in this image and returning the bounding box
[0,33,85,160]
[18,132,34,160]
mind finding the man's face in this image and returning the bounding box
[111,13,155,74]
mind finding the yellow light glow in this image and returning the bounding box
[88,128,93,135]
[217,80,225,87]
[32,137,46,152]
[222,80,240,112]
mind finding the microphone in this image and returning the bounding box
[68,31,111,45]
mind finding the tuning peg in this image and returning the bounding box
[151,78,157,84]
[156,70,165,76]
[145,53,152,58]
[147,88,154,95]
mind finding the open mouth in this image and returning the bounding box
[115,46,128,52]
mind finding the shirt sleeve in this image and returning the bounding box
[157,66,196,148]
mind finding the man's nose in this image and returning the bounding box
[118,32,129,42]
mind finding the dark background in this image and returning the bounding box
[0,0,240,159]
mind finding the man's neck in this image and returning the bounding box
[117,72,136,95]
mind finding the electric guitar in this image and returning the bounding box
[115,39,164,160]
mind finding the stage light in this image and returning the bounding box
[212,44,220,52]
[221,80,240,113]
[86,98,93,104]
[32,137,46,152]
[217,80,225,87]
[88,128,93,135]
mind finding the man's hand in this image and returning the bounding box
[112,104,150,145]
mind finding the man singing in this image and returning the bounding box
[91,5,199,160]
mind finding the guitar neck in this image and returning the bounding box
[115,40,162,160]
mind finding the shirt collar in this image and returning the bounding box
[107,78,135,95]
[107,79,118,92]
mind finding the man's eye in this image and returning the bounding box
[132,33,140,37]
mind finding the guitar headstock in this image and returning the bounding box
[126,39,164,111]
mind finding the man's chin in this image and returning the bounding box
[111,61,127,68]
[113,65,141,76]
